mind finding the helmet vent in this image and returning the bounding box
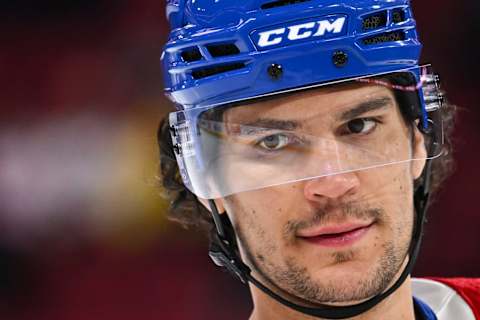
[362,11,387,31]
[392,9,406,24]
[191,63,245,79]
[181,48,202,62]
[362,31,406,45]
[207,44,240,57]
[261,0,311,10]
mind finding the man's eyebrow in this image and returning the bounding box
[242,118,300,131]
[226,96,392,135]
[338,97,393,121]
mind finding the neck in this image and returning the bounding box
[248,276,416,320]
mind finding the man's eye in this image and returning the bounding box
[257,134,290,151]
[345,118,378,135]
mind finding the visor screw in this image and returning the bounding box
[332,51,348,67]
[267,63,283,80]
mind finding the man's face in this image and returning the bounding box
[214,83,427,304]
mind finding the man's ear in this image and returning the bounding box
[411,125,428,180]
[197,197,226,214]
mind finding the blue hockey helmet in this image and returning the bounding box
[163,0,424,109]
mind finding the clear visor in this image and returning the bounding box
[170,66,444,199]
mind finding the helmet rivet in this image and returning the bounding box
[267,63,283,80]
[332,51,348,67]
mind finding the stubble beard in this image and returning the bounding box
[234,203,411,305]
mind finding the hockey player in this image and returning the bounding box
[158,0,479,319]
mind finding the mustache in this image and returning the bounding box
[283,202,384,237]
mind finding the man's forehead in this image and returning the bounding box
[223,83,396,124]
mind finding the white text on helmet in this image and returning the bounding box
[257,17,346,48]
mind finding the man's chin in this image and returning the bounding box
[310,259,378,285]
[310,284,379,305]
[313,297,373,307]
[302,261,404,305]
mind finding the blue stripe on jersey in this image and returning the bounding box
[413,296,438,320]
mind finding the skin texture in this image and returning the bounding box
[199,83,427,319]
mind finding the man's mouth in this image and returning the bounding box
[297,222,375,247]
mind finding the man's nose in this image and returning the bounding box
[303,172,360,202]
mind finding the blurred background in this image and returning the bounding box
[0,1,478,319]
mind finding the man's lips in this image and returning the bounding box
[297,222,375,247]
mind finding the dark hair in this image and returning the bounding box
[158,117,215,234]
[157,80,457,238]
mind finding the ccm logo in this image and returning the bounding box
[256,17,346,48]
